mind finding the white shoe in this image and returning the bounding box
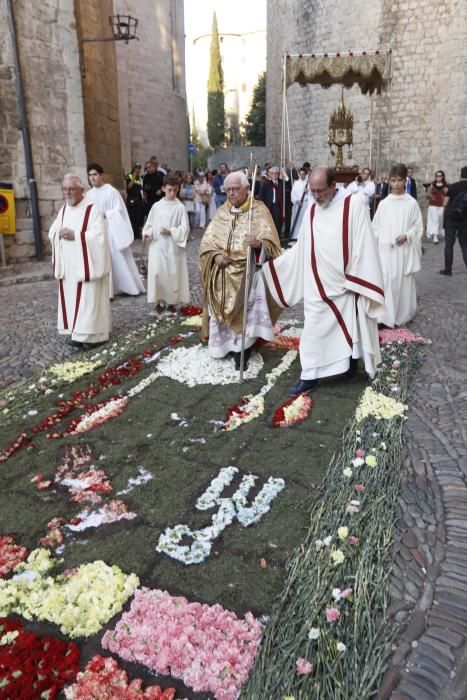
[433,236,439,244]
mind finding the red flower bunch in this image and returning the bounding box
[0,535,28,577]
[0,432,33,464]
[267,335,300,351]
[0,617,80,698]
[272,394,313,428]
[65,654,176,699]
[224,397,254,423]
[180,304,203,316]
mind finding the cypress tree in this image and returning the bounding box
[242,72,266,146]
[207,12,225,148]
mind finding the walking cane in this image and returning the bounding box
[239,164,258,383]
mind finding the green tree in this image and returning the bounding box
[207,12,225,148]
[242,72,266,146]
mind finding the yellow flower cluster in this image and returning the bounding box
[181,315,203,327]
[0,549,139,638]
[48,359,102,384]
[355,387,407,423]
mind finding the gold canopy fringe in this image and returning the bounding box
[285,52,391,95]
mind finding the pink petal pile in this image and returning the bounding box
[0,535,28,577]
[378,328,431,345]
[102,588,264,700]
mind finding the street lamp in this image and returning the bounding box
[79,15,139,77]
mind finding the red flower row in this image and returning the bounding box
[180,304,203,316]
[0,617,80,698]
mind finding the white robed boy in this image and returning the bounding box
[86,163,144,297]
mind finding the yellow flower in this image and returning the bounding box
[337,526,349,540]
[356,387,407,423]
[48,359,102,384]
[365,455,377,467]
[330,548,345,565]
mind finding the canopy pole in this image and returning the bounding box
[375,91,381,179]
[388,45,393,168]
[369,94,374,170]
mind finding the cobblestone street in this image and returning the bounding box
[2,232,467,698]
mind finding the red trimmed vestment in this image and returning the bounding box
[48,199,111,344]
[263,189,385,380]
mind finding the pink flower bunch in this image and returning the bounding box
[355,449,366,458]
[64,654,177,699]
[102,588,263,700]
[354,484,365,494]
[378,328,431,345]
[348,535,360,545]
[0,535,28,577]
[326,607,340,623]
[296,657,313,674]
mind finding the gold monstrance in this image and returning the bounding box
[328,88,353,167]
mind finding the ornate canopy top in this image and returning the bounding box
[285,49,392,95]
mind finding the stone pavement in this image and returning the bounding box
[381,244,467,700]
[1,229,467,698]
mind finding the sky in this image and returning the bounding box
[184,0,267,141]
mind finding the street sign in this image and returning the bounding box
[187,143,197,155]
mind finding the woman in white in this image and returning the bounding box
[373,163,423,327]
[290,168,310,241]
[426,170,447,244]
[142,175,190,314]
[194,172,212,229]
[180,173,196,238]
[86,163,144,297]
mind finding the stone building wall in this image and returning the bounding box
[0,0,188,263]
[0,0,87,261]
[116,0,188,173]
[266,0,467,187]
[75,0,123,185]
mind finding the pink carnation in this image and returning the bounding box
[340,587,353,599]
[296,658,313,675]
[326,607,340,623]
[348,536,360,545]
[355,449,366,458]
[355,484,365,493]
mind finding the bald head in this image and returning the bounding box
[309,166,336,207]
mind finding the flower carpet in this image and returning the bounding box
[0,314,425,698]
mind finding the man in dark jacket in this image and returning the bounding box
[258,166,286,235]
[439,165,467,276]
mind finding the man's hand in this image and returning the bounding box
[395,234,408,246]
[59,228,75,241]
[160,228,171,235]
[214,254,230,268]
[245,233,261,249]
[143,234,151,242]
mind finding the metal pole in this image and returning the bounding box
[369,94,374,169]
[239,164,258,383]
[4,0,42,261]
[388,49,393,168]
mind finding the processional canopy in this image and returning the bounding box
[285,50,391,95]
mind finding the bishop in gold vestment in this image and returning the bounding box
[199,171,282,368]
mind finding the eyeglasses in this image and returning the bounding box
[309,187,330,194]
[62,187,79,192]
[225,187,242,193]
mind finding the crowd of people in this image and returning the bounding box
[48,157,467,394]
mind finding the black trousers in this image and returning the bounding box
[444,219,467,271]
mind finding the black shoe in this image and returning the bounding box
[288,378,319,395]
[343,358,359,382]
[439,269,452,276]
[234,348,252,371]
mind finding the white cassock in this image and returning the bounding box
[263,189,385,380]
[86,184,144,297]
[142,198,190,305]
[372,193,423,327]
[290,178,310,240]
[48,199,111,343]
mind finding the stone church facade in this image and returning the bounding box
[266,0,467,183]
[0,0,187,262]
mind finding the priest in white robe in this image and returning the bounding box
[142,175,190,312]
[86,163,144,297]
[372,163,423,327]
[48,173,111,345]
[262,166,385,395]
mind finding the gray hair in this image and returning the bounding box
[225,171,249,188]
[63,173,85,189]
